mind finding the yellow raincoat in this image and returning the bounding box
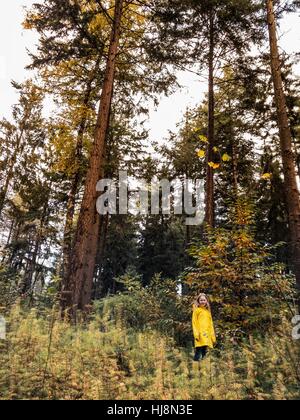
[192,305,216,349]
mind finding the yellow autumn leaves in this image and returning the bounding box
[196,134,232,170]
[198,134,209,143]
[261,173,272,180]
[222,153,231,162]
[208,162,221,169]
[197,150,206,159]
[195,133,273,180]
[197,135,209,159]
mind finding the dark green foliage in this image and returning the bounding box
[138,216,186,286]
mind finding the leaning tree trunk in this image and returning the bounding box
[61,58,101,309]
[205,10,215,227]
[64,0,124,317]
[79,89,113,311]
[266,0,300,298]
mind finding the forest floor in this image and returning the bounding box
[0,303,299,400]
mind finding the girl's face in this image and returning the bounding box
[199,296,208,307]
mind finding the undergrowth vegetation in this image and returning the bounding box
[0,302,299,400]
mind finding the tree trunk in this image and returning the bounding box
[205,10,215,227]
[61,58,101,309]
[8,222,20,267]
[232,140,239,198]
[0,133,23,217]
[79,90,112,311]
[1,219,15,264]
[64,0,124,316]
[228,99,238,198]
[21,190,49,296]
[266,0,300,297]
[93,213,110,299]
[22,237,40,296]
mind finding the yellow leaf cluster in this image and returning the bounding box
[22,13,41,30]
[208,162,220,169]
[261,173,272,180]
[199,135,209,143]
[197,149,206,159]
[222,153,231,162]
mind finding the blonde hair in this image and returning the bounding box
[193,293,211,311]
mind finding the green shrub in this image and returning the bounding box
[95,271,192,346]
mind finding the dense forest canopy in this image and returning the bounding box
[0,0,300,401]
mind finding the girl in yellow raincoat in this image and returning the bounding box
[192,293,216,361]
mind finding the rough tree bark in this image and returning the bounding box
[64,0,124,316]
[61,57,101,308]
[205,10,215,227]
[79,90,113,310]
[266,0,300,297]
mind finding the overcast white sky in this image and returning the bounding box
[0,1,299,142]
